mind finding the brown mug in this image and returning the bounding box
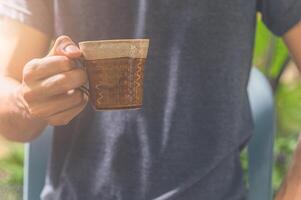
[78,39,150,110]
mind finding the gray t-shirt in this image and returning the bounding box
[1,0,301,199]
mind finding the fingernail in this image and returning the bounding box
[64,45,80,53]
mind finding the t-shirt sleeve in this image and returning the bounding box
[0,0,53,36]
[258,0,301,36]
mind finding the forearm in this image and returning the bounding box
[275,165,301,200]
[284,21,301,72]
[0,76,46,142]
[275,136,301,200]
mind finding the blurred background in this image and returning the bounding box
[1,15,301,199]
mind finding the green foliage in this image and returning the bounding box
[272,82,301,192]
[0,184,22,200]
[253,17,289,80]
[269,40,289,79]
[272,134,298,191]
[240,149,249,186]
[276,83,301,134]
[0,147,24,185]
[253,18,273,69]
[0,146,24,199]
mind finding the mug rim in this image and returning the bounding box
[79,39,149,46]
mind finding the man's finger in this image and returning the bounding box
[40,68,87,96]
[23,68,87,101]
[23,56,76,82]
[46,95,88,126]
[28,89,85,118]
[48,35,81,58]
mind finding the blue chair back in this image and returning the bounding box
[23,67,275,200]
[23,126,53,200]
[247,68,275,200]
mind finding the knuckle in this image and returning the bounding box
[56,35,72,43]
[23,72,33,83]
[58,56,72,71]
[25,58,40,69]
[22,87,34,103]
[23,59,40,82]
[52,35,75,57]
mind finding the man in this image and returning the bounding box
[0,1,301,199]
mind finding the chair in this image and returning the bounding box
[23,67,275,200]
[247,68,275,200]
[23,126,53,200]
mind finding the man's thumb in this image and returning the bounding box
[48,35,81,58]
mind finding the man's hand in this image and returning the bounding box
[0,19,88,142]
[18,36,88,126]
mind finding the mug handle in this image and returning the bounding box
[79,85,89,96]
[73,56,90,96]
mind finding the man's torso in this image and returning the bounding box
[42,1,257,199]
